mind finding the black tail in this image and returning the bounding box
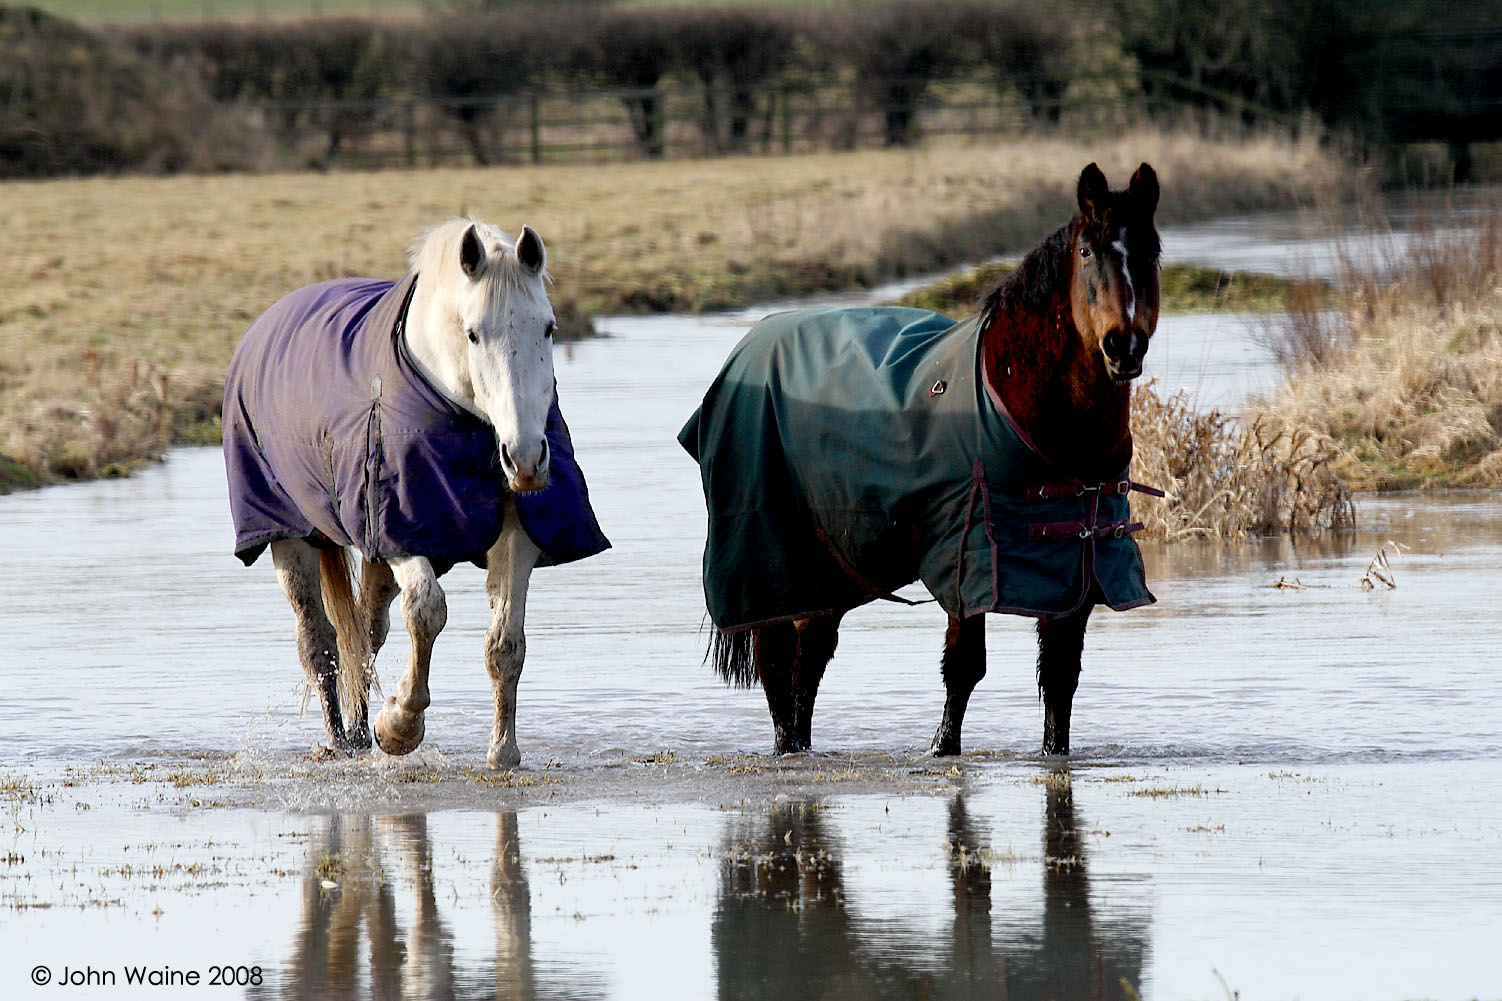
[709,628,758,688]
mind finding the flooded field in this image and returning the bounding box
[3,210,1501,999]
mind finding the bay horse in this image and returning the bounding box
[680,163,1160,756]
[224,219,609,768]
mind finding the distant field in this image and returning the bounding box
[0,131,1344,491]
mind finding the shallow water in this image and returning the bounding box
[4,221,1502,999]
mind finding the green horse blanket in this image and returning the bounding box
[678,307,1154,631]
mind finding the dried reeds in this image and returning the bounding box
[1269,194,1502,489]
[1130,380,1355,539]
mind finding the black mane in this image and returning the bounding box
[978,222,1072,326]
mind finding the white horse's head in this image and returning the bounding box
[407,219,556,492]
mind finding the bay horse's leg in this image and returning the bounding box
[791,613,843,751]
[483,504,542,770]
[753,622,801,754]
[930,613,986,756]
[373,556,446,756]
[348,559,398,751]
[1037,605,1092,755]
[271,539,355,755]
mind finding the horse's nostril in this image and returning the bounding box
[499,442,516,473]
[1103,329,1128,360]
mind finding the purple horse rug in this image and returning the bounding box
[224,274,609,575]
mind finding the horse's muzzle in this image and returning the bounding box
[500,438,551,493]
[1103,329,1148,382]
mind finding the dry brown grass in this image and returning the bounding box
[0,130,1342,491]
[1129,381,1356,539]
[1266,195,1502,490]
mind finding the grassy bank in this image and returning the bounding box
[0,131,1342,492]
[895,260,1330,317]
[1264,197,1502,490]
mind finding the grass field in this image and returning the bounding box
[0,130,1343,491]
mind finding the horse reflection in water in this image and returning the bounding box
[270,813,602,1001]
[713,780,1148,1000]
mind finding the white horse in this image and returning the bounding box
[225,219,606,768]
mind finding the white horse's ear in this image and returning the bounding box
[460,224,485,280]
[516,225,546,276]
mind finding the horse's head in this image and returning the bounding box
[410,219,556,493]
[1068,162,1160,383]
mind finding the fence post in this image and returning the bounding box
[530,92,541,164]
[403,100,416,168]
[780,83,792,154]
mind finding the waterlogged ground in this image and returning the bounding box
[4,217,1502,999]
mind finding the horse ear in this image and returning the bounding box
[1077,163,1109,223]
[1129,163,1159,217]
[459,224,485,280]
[515,225,546,275]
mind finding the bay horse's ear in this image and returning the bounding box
[1129,163,1159,217]
[515,225,546,276]
[1077,163,1109,223]
[459,224,485,280]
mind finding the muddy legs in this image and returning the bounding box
[273,539,360,754]
[373,556,446,756]
[930,613,987,756]
[754,613,842,754]
[1037,605,1091,755]
[483,504,541,770]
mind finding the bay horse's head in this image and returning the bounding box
[410,219,556,493]
[1068,163,1160,383]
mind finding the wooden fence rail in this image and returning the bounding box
[242,72,1290,170]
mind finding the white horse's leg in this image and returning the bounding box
[373,556,446,756]
[348,558,398,749]
[271,539,355,754]
[484,503,541,769]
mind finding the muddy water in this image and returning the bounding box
[4,221,1502,999]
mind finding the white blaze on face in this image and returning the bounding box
[463,260,555,484]
[1112,225,1135,324]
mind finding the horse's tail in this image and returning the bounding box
[709,628,759,688]
[318,547,373,719]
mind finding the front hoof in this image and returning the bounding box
[374,698,425,756]
[772,733,807,755]
[927,740,961,758]
[487,742,521,770]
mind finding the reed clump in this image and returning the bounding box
[1267,195,1502,489]
[1129,381,1355,539]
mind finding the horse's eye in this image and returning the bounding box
[1080,246,1092,259]
[544,320,556,339]
[467,329,479,344]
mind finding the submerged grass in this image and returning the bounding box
[0,130,1341,492]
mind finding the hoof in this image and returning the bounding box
[487,742,521,771]
[926,742,961,758]
[373,698,425,756]
[309,744,351,762]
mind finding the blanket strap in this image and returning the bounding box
[1027,519,1145,541]
[813,526,935,607]
[1024,477,1165,501]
